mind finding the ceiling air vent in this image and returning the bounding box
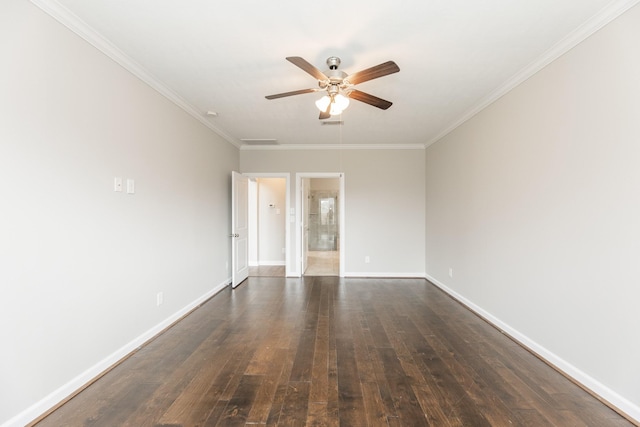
[240,139,279,145]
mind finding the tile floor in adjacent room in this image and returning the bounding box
[304,250,339,276]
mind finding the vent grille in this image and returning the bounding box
[240,139,278,145]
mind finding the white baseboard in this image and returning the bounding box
[425,274,640,424]
[3,279,230,427]
[344,272,426,278]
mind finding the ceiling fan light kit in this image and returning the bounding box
[315,93,350,115]
[266,56,399,120]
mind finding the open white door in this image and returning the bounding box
[231,171,249,288]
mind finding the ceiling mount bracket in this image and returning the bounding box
[326,56,341,70]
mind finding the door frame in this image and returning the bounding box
[296,173,345,277]
[242,173,291,277]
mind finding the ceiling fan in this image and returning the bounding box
[265,56,400,119]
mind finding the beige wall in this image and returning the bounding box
[425,3,640,419]
[0,2,238,424]
[241,148,426,276]
[311,177,340,190]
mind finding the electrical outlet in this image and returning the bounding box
[365,256,370,264]
[156,292,163,306]
[449,268,453,278]
[114,177,123,192]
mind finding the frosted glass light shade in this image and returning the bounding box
[315,94,350,115]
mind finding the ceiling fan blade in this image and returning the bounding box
[349,89,393,110]
[319,100,332,120]
[347,61,400,85]
[265,88,318,100]
[286,56,328,81]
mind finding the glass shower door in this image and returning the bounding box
[309,191,338,251]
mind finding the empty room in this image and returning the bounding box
[2,0,640,426]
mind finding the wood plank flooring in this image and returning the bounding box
[249,265,285,277]
[32,277,632,426]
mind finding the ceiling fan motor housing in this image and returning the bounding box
[318,57,348,88]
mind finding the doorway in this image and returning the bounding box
[297,173,344,277]
[244,174,290,278]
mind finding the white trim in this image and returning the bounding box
[425,0,640,147]
[425,274,640,424]
[344,272,426,278]
[3,280,230,427]
[241,144,425,151]
[29,0,241,149]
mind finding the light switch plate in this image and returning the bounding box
[126,179,135,194]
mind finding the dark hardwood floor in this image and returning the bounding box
[32,277,632,426]
[249,265,285,277]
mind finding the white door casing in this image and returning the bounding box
[301,178,309,274]
[231,171,249,288]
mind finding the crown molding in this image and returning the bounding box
[425,0,640,148]
[240,143,425,151]
[32,0,638,152]
[30,0,242,149]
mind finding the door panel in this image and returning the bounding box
[232,171,249,287]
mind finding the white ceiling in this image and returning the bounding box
[35,0,636,148]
